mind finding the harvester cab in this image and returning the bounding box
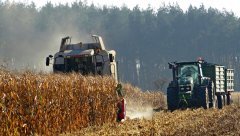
[167,59,234,111]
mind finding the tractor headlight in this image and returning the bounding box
[186,86,191,91]
[179,86,191,92]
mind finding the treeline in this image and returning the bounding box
[0,1,240,90]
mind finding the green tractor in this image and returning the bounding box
[167,59,234,111]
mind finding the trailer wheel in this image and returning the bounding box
[217,95,223,109]
[226,93,232,105]
[223,94,226,106]
[199,87,209,109]
[213,95,217,108]
[167,87,178,111]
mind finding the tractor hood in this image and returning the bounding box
[178,77,194,93]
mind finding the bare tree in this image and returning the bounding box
[154,77,168,91]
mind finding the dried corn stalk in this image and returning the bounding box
[0,70,118,135]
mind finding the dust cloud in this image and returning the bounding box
[126,105,153,120]
[0,2,92,72]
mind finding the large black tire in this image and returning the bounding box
[223,94,226,106]
[217,95,223,109]
[226,94,232,105]
[198,87,209,109]
[207,81,215,108]
[167,87,179,111]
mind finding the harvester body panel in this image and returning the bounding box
[47,35,119,83]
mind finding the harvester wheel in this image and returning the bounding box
[167,87,178,111]
[217,95,223,109]
[199,87,209,109]
[226,93,232,105]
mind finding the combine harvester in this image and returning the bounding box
[167,58,234,111]
[46,35,126,122]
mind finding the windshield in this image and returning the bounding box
[65,56,95,74]
[178,64,199,84]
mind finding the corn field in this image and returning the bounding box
[2,69,239,136]
[0,70,118,135]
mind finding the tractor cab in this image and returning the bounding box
[177,62,200,88]
[169,61,206,91]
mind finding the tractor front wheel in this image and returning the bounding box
[167,87,179,111]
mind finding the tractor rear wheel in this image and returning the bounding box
[198,87,209,109]
[207,81,215,108]
[167,87,179,111]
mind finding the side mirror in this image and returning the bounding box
[168,63,173,69]
[46,57,50,66]
[109,54,114,62]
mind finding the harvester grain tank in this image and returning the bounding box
[167,59,234,111]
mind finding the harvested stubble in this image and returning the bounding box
[232,92,240,106]
[72,105,240,136]
[0,70,118,135]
